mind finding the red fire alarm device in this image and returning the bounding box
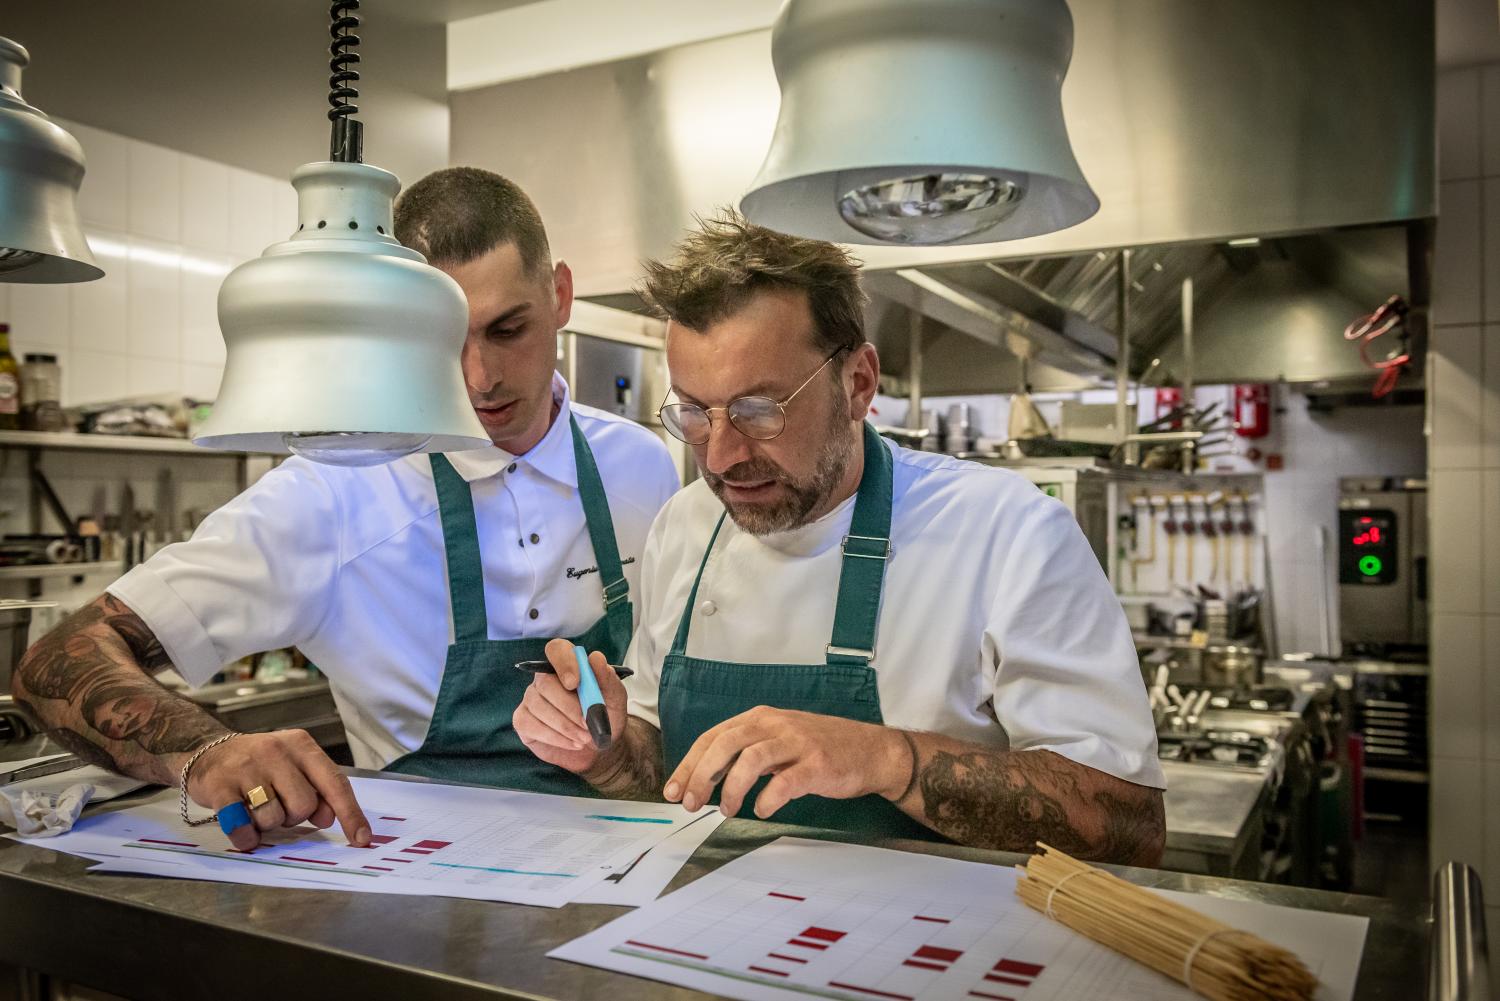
[1233,384,1271,439]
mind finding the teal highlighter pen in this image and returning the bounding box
[572,644,613,750]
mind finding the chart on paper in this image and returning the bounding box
[550,838,1369,1001]
[26,775,708,907]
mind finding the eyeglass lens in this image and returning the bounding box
[660,397,785,444]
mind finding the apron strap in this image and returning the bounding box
[825,423,894,667]
[666,424,894,666]
[430,453,489,642]
[668,512,728,657]
[569,415,630,614]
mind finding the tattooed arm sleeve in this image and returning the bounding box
[582,716,666,802]
[9,593,231,785]
[889,730,1165,866]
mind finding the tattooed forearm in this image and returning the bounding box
[10,594,229,786]
[582,717,666,802]
[892,736,1164,866]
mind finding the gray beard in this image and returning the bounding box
[704,399,856,536]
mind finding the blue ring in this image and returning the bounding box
[217,800,253,836]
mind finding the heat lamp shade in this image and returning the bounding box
[0,36,103,284]
[193,162,490,455]
[739,0,1099,246]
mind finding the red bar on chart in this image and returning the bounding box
[381,857,413,864]
[913,915,950,924]
[280,856,337,866]
[800,926,846,943]
[135,838,199,848]
[379,816,407,821]
[748,965,789,977]
[903,960,946,971]
[915,946,963,964]
[362,866,395,872]
[367,834,398,845]
[767,953,807,964]
[768,891,806,901]
[981,958,1045,990]
[400,848,433,855]
[414,839,451,850]
[968,992,1016,1001]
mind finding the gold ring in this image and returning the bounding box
[245,785,276,810]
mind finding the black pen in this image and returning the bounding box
[513,660,634,680]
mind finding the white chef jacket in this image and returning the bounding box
[624,436,1166,790]
[110,377,680,769]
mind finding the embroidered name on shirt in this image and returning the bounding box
[567,557,636,579]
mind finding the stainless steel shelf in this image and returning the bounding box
[1364,766,1429,784]
[0,431,253,457]
[0,562,122,581]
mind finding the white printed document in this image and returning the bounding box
[19,775,711,908]
[550,837,1370,1001]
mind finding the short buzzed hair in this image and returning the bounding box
[394,166,551,275]
[638,209,868,356]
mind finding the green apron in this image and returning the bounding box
[659,423,939,840]
[385,416,632,794]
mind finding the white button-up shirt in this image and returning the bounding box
[111,378,680,769]
[624,437,1166,790]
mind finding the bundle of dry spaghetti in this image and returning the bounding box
[1016,844,1318,1001]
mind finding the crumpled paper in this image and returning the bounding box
[0,782,95,837]
[0,766,149,838]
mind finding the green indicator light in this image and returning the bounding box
[1358,555,1383,577]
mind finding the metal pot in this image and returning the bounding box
[1202,644,1263,689]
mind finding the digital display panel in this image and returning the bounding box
[1339,509,1397,584]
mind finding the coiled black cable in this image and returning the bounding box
[327,1,363,162]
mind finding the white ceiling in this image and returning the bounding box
[447,0,784,91]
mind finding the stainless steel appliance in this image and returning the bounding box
[0,600,54,699]
[1338,477,1427,652]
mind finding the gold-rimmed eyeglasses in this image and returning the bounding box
[658,348,846,445]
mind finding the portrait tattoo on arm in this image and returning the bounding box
[12,594,229,782]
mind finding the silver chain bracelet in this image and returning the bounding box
[178,732,240,827]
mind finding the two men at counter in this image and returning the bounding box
[10,175,1165,865]
[516,214,1165,863]
[10,168,679,851]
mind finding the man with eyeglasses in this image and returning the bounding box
[513,212,1165,864]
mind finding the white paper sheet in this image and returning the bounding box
[571,810,725,906]
[0,752,73,775]
[550,838,1370,1001]
[20,775,712,907]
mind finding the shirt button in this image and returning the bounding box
[698,600,716,617]
[530,533,541,544]
[507,463,517,473]
[528,608,539,620]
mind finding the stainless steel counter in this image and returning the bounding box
[0,771,1425,1001]
[1160,759,1268,879]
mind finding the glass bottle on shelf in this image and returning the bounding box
[0,325,19,430]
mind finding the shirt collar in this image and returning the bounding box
[436,373,579,487]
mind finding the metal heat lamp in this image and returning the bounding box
[194,2,488,464]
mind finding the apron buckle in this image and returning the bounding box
[826,642,876,661]
[841,533,891,560]
[601,576,631,608]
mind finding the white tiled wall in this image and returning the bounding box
[1429,65,1500,931]
[0,118,294,408]
[0,120,291,628]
